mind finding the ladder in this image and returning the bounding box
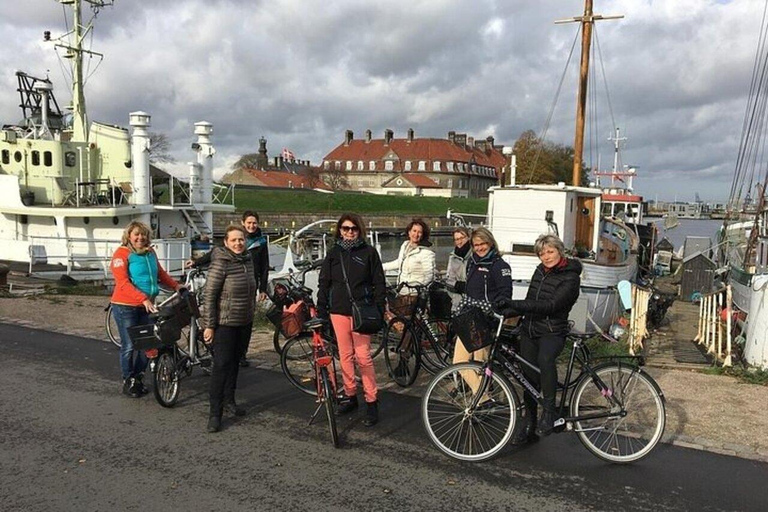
[181,207,212,238]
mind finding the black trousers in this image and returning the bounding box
[519,331,565,413]
[209,323,252,416]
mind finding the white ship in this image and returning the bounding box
[0,0,234,276]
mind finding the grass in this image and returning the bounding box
[701,365,768,386]
[234,188,488,216]
[558,335,633,364]
[44,283,110,296]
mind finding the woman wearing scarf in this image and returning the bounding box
[317,213,387,427]
[110,221,182,398]
[445,226,472,308]
[452,227,512,391]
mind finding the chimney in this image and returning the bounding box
[455,133,466,146]
[278,156,284,167]
[467,136,474,148]
[365,129,372,143]
[384,129,393,146]
[448,131,456,144]
[407,128,414,142]
[344,129,354,146]
[273,157,279,167]
[486,135,495,148]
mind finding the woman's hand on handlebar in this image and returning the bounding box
[493,298,518,318]
[203,327,214,344]
[142,299,158,313]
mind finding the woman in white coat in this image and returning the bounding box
[383,218,436,295]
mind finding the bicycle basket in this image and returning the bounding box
[273,300,310,338]
[428,287,453,320]
[389,294,419,317]
[453,307,495,352]
[128,323,168,351]
[267,278,294,307]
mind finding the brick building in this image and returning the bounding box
[322,129,508,198]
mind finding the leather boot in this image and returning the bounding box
[536,398,558,437]
[363,400,379,427]
[336,394,358,415]
[512,402,539,445]
[223,400,246,417]
[207,415,221,433]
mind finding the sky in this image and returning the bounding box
[0,0,761,202]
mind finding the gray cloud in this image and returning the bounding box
[0,0,761,200]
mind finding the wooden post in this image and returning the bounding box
[725,285,733,367]
[572,0,594,186]
[708,294,717,354]
[716,291,723,360]
[694,294,704,343]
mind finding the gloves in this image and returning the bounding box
[453,281,466,294]
[493,298,519,318]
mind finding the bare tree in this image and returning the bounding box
[232,153,261,170]
[305,166,324,189]
[323,166,349,191]
[148,132,176,165]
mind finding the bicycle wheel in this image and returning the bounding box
[280,335,318,396]
[383,316,421,387]
[178,320,212,375]
[273,327,286,355]
[320,367,340,448]
[153,351,181,408]
[369,328,386,359]
[422,362,518,462]
[105,305,120,347]
[419,319,454,374]
[571,363,666,463]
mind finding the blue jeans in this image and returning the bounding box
[113,304,151,380]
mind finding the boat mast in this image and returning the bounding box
[556,1,622,186]
[52,0,109,143]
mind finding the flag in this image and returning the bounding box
[282,148,295,162]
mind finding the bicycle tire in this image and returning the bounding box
[419,319,454,375]
[153,351,181,408]
[178,321,212,376]
[422,362,518,462]
[320,367,340,448]
[105,305,120,348]
[571,363,666,463]
[369,328,386,359]
[383,316,421,387]
[273,327,286,355]
[280,335,318,396]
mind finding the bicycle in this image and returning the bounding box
[421,310,666,463]
[129,268,212,408]
[381,282,456,387]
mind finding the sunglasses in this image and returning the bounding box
[340,225,359,232]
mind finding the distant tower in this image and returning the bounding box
[256,136,268,170]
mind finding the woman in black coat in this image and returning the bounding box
[496,234,581,443]
[317,213,387,427]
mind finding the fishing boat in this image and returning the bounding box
[0,0,234,276]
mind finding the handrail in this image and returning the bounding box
[693,285,733,367]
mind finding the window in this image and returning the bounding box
[14,151,22,163]
[433,161,441,171]
[334,161,341,170]
[385,161,393,171]
[346,161,352,171]
[447,178,453,188]
[323,161,330,170]
[418,161,426,171]
[1,149,8,164]
[447,162,454,172]
[31,150,40,166]
[369,161,375,171]
[404,160,412,171]
[44,151,53,167]
[357,161,364,171]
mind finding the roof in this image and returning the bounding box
[382,173,441,188]
[682,251,715,265]
[240,168,330,190]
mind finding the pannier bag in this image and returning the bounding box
[270,300,310,338]
[267,278,293,307]
[428,287,453,320]
[453,307,495,352]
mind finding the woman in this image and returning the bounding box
[496,234,581,443]
[188,210,269,367]
[203,225,257,433]
[110,221,182,398]
[452,227,512,393]
[383,218,436,294]
[445,226,472,308]
[317,213,387,427]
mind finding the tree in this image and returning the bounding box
[305,166,324,189]
[512,130,590,186]
[148,132,176,165]
[232,153,261,170]
[322,165,349,191]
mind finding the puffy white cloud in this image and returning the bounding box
[0,0,760,199]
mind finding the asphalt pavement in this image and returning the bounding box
[1,322,767,512]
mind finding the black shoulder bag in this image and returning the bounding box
[339,253,383,334]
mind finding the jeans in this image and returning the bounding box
[209,323,252,416]
[112,304,151,381]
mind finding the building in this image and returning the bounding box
[322,129,508,198]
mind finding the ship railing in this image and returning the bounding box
[149,176,235,207]
[693,285,734,367]
[48,176,127,207]
[212,183,235,206]
[27,236,190,277]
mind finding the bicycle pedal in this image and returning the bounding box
[554,418,566,428]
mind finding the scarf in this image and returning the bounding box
[245,228,267,251]
[337,237,364,251]
[471,248,497,264]
[453,241,471,259]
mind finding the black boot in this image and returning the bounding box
[223,400,246,417]
[336,394,358,415]
[207,415,221,433]
[239,355,250,367]
[536,399,558,437]
[133,374,149,396]
[512,404,539,445]
[363,400,379,427]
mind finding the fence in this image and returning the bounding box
[627,284,651,356]
[693,285,733,367]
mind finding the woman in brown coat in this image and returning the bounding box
[203,225,257,433]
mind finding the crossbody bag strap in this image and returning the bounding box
[338,252,356,306]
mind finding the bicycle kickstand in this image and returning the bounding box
[308,401,324,426]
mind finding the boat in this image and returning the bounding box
[0,0,234,277]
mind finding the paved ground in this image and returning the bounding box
[2,322,768,512]
[1,293,768,463]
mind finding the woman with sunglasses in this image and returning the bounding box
[445,226,472,308]
[317,213,387,427]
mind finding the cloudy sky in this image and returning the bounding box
[0,0,760,201]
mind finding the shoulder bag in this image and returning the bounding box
[339,252,383,334]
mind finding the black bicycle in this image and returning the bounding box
[382,282,456,387]
[422,310,666,463]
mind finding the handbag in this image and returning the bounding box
[339,254,383,334]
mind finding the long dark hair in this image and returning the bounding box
[335,213,367,240]
[406,218,430,244]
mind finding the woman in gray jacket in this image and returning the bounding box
[203,225,257,433]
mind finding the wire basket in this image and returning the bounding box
[453,307,495,352]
